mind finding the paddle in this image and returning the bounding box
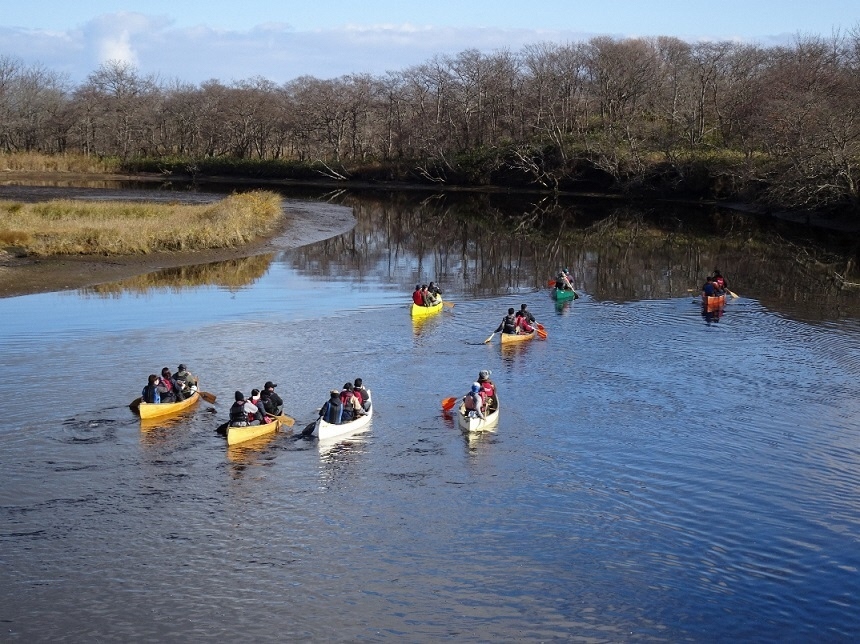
[272,413,296,427]
[547,278,556,286]
[562,273,579,299]
[727,289,739,299]
[199,391,216,403]
[129,397,142,412]
[535,322,548,340]
[443,301,454,308]
[483,332,495,344]
[441,396,457,411]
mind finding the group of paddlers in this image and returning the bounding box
[462,370,497,420]
[702,269,729,298]
[141,364,198,404]
[228,381,284,427]
[495,303,537,335]
[317,378,372,425]
[412,282,442,307]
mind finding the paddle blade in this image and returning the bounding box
[129,397,142,412]
[441,396,457,411]
[276,414,296,427]
[483,332,495,344]
[728,289,739,299]
[443,301,455,308]
[537,328,547,340]
[200,391,217,403]
[547,278,556,286]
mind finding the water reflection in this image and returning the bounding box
[80,254,274,296]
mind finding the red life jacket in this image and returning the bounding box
[352,390,363,406]
[480,381,494,400]
[340,391,354,407]
[412,290,424,305]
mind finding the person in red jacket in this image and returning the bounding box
[477,370,496,412]
[412,284,424,306]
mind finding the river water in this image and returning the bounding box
[2,183,860,642]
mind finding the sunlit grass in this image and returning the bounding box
[0,152,122,173]
[0,191,283,256]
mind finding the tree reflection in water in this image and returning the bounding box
[289,190,860,322]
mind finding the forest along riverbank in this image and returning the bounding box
[0,183,357,298]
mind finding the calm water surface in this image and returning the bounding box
[2,186,860,642]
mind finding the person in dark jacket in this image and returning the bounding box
[142,374,161,404]
[319,390,343,425]
[260,381,283,415]
[160,367,183,401]
[353,378,371,411]
[494,308,518,335]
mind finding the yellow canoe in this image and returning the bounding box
[499,329,536,345]
[137,390,200,419]
[410,299,443,318]
[227,417,280,446]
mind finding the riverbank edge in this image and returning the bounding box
[0,174,357,298]
[1,170,857,299]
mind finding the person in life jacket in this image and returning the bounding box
[142,374,161,404]
[353,378,371,411]
[412,285,424,306]
[319,390,344,425]
[711,269,728,294]
[702,276,717,298]
[477,370,496,412]
[494,308,519,335]
[160,367,183,402]
[174,363,198,391]
[515,310,534,334]
[463,383,485,419]
[249,389,273,424]
[228,391,266,427]
[339,382,365,421]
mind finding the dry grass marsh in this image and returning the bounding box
[0,191,283,256]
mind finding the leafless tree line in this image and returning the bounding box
[2,30,860,210]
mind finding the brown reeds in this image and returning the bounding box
[0,191,283,256]
[1,152,122,174]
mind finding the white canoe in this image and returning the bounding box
[456,399,500,432]
[314,404,373,440]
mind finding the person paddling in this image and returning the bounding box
[494,307,519,335]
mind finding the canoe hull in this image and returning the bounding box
[315,405,373,440]
[702,294,726,311]
[411,300,443,318]
[500,329,536,344]
[138,390,200,419]
[456,401,500,432]
[227,418,280,446]
[551,288,575,301]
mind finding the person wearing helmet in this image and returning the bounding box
[463,382,485,419]
[477,370,496,413]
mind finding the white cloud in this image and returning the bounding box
[0,12,798,86]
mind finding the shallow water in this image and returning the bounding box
[2,186,860,641]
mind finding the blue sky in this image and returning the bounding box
[2,1,857,84]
